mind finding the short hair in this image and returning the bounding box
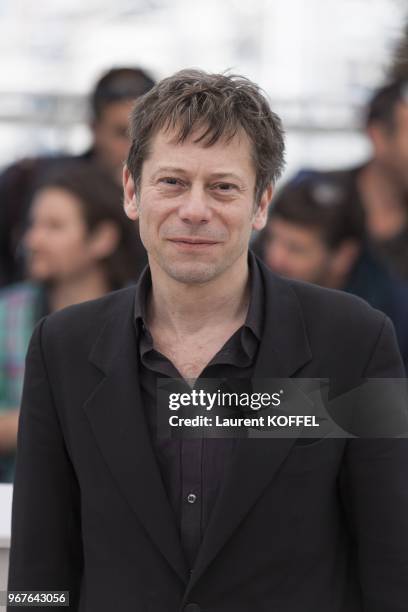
[91,67,155,121]
[126,68,285,203]
[254,174,364,255]
[365,79,408,132]
[31,162,146,288]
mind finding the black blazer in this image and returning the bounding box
[7,257,408,612]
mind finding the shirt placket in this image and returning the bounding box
[180,437,203,569]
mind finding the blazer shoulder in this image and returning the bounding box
[257,256,385,336]
[283,277,389,363]
[41,286,136,349]
[287,277,385,332]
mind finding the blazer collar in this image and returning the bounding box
[255,254,312,378]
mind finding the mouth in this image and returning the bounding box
[168,238,219,247]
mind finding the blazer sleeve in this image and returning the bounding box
[342,315,408,612]
[7,318,83,611]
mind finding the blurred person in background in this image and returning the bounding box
[0,162,144,482]
[253,175,408,370]
[388,20,408,82]
[0,66,154,287]
[283,79,408,280]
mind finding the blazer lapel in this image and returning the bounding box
[186,260,313,593]
[83,288,188,583]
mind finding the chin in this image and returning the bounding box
[162,261,221,284]
[27,265,53,283]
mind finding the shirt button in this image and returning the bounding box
[187,493,197,504]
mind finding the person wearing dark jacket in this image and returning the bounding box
[7,69,408,612]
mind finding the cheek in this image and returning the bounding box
[307,250,327,274]
[220,208,252,236]
[137,219,150,251]
[287,253,305,274]
[137,206,161,251]
[55,229,89,258]
[138,198,173,233]
[390,135,408,165]
[399,142,408,163]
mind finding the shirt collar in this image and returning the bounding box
[244,249,263,341]
[133,263,151,328]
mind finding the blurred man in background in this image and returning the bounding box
[0,67,154,287]
[280,80,408,281]
[254,174,408,370]
[254,177,364,290]
[0,161,144,482]
[89,68,155,184]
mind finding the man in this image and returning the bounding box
[0,67,154,286]
[253,175,408,368]
[256,177,364,289]
[284,80,408,281]
[8,70,408,611]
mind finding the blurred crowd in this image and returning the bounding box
[1,62,408,482]
[0,67,153,481]
[253,79,408,368]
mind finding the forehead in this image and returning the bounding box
[269,217,326,246]
[31,187,83,219]
[143,127,255,178]
[98,99,135,124]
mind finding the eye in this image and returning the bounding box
[215,183,235,191]
[159,177,183,186]
[114,126,128,139]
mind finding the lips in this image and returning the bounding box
[168,238,218,245]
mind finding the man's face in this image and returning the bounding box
[92,99,135,184]
[264,217,333,284]
[24,187,102,283]
[123,128,272,285]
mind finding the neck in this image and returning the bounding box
[48,267,111,313]
[147,252,250,338]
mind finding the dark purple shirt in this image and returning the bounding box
[134,251,264,569]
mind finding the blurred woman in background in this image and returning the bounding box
[0,161,146,481]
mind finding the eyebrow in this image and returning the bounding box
[152,167,245,182]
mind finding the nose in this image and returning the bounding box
[177,186,212,225]
[24,224,44,252]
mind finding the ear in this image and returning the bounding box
[88,222,120,260]
[330,239,360,278]
[367,122,390,158]
[123,165,139,221]
[252,183,274,231]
